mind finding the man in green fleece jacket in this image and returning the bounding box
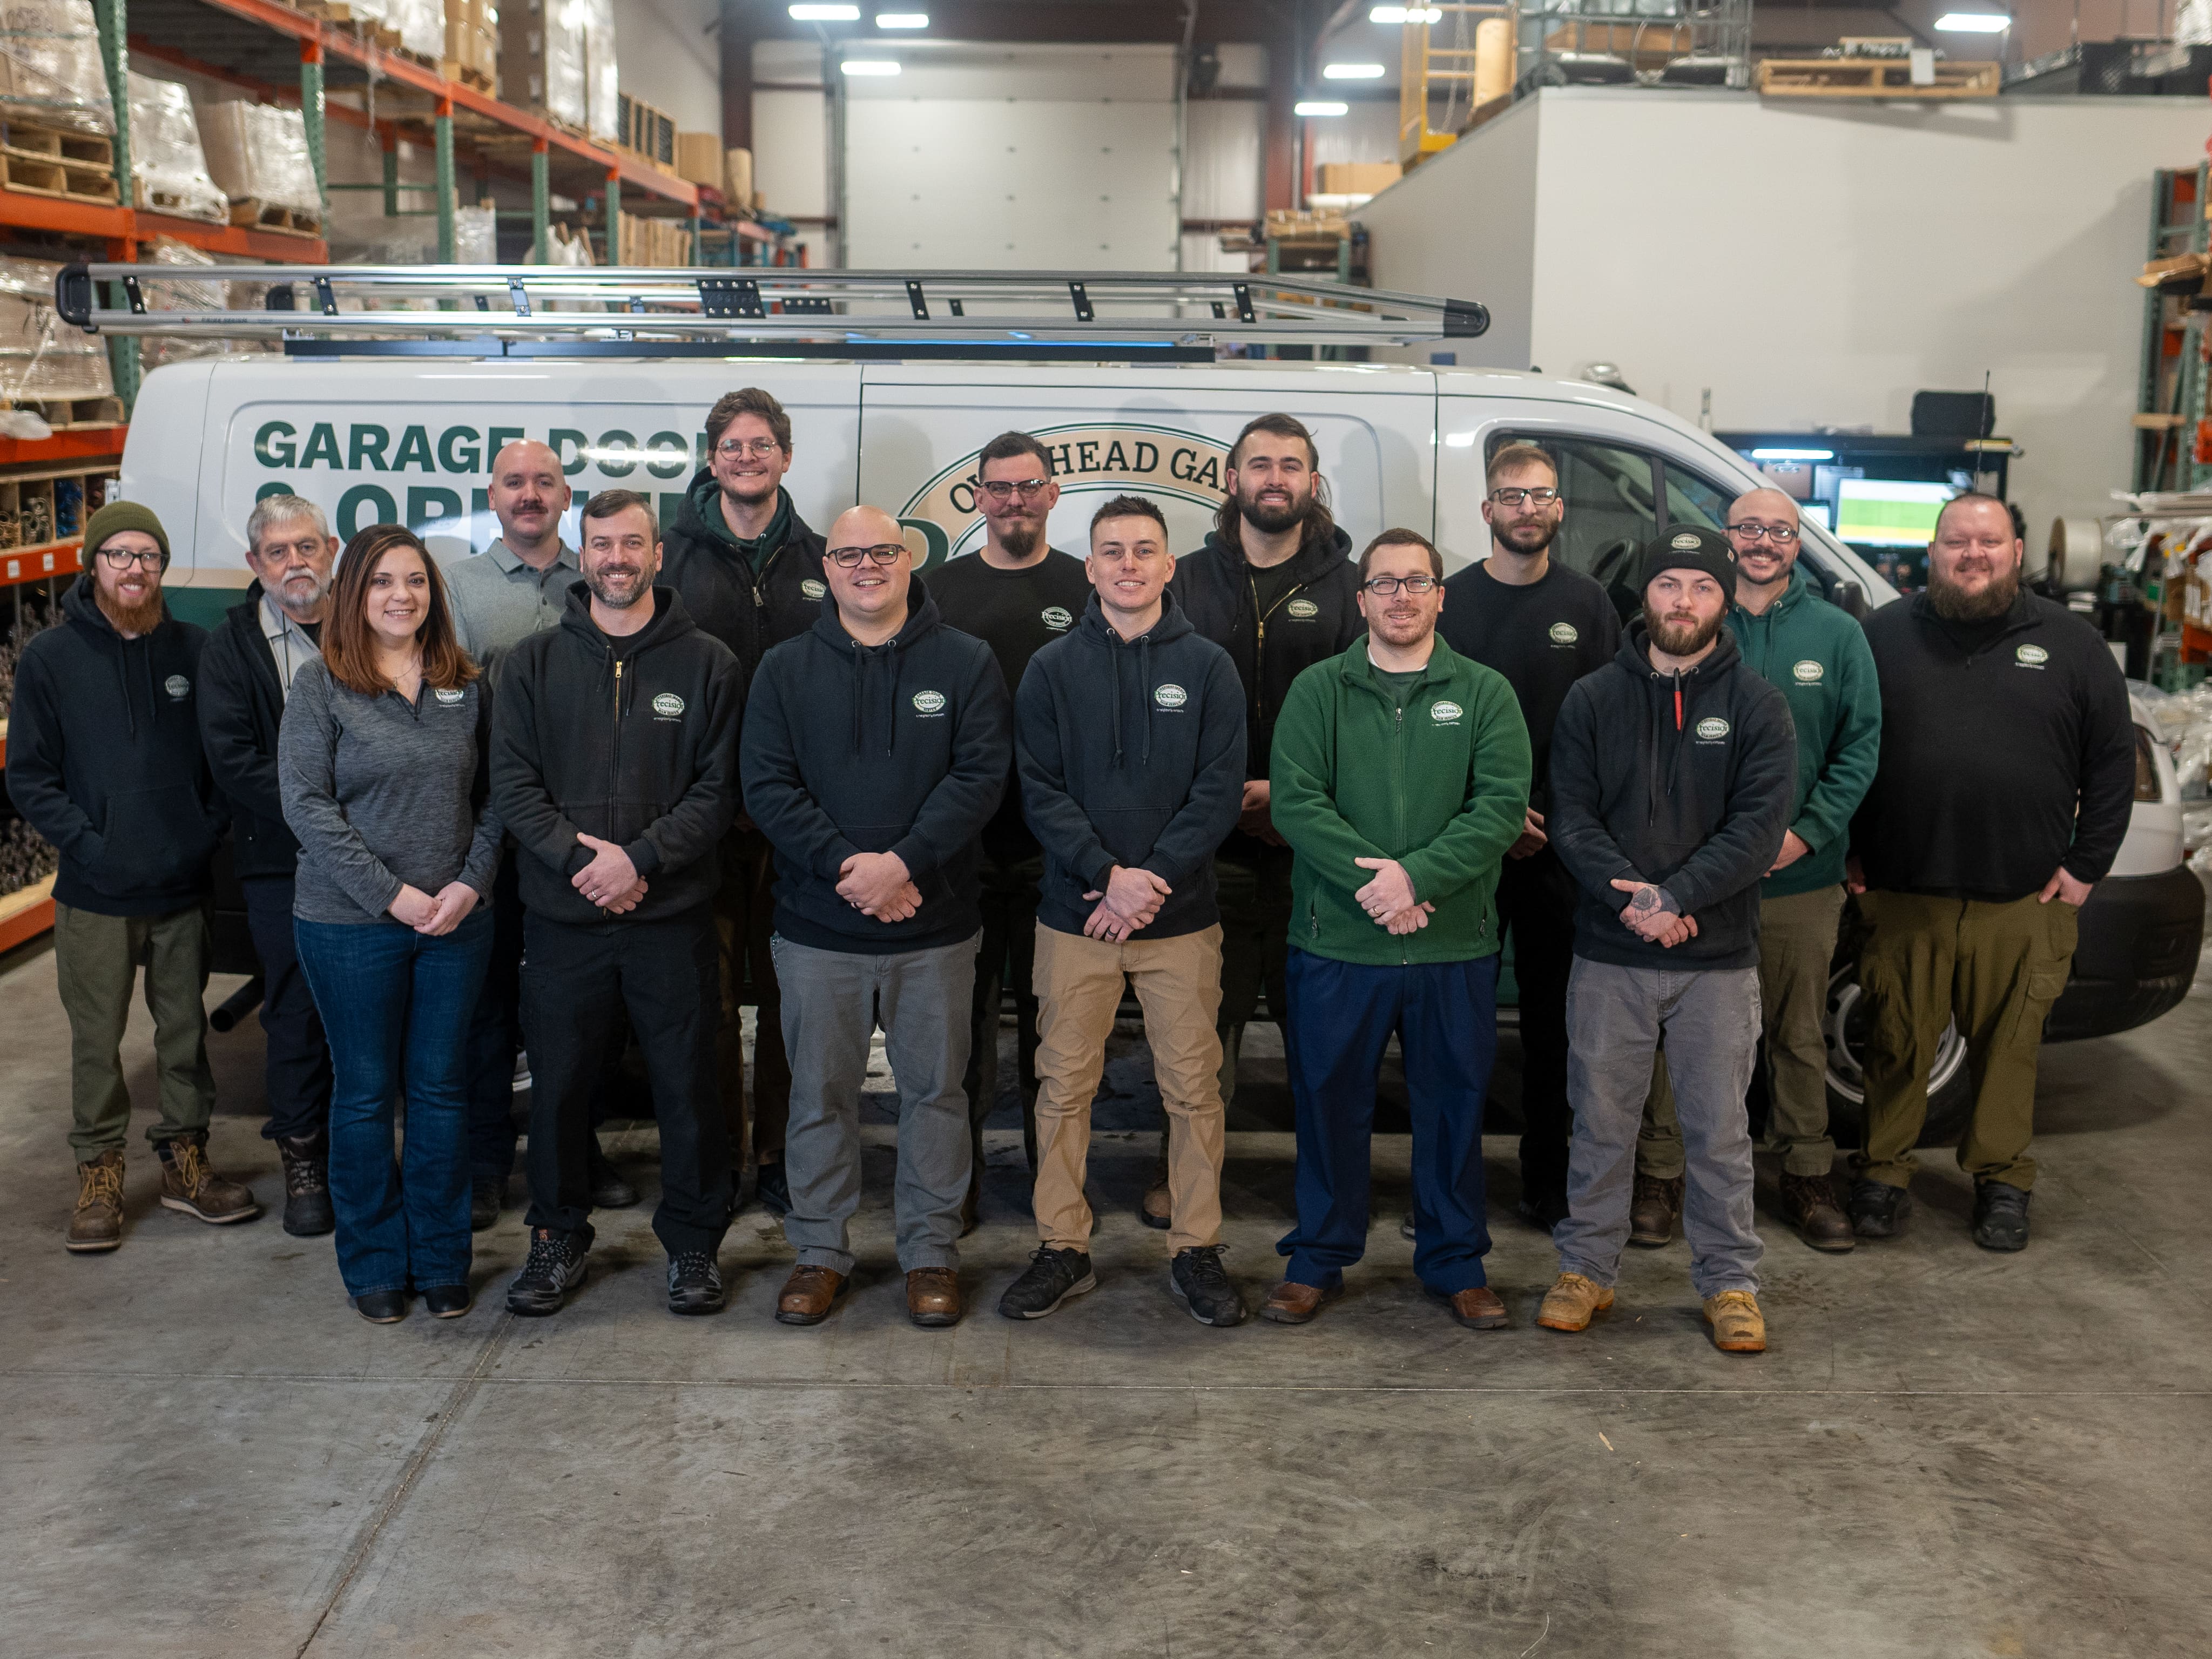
[1635,488,1881,1252]
[1259,529,1530,1330]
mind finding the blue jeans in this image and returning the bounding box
[1278,947,1500,1296]
[296,909,493,1298]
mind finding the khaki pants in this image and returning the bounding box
[1032,922,1226,1254]
[713,824,789,1164]
[1640,885,1846,1180]
[53,900,216,1157]
[1852,889,2076,1192]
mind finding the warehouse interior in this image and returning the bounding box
[2,0,2211,1654]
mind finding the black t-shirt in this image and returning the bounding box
[1438,557,1620,815]
[927,547,1092,853]
[1372,664,1425,706]
[1250,561,1300,621]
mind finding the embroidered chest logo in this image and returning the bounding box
[911,690,947,716]
[1041,606,1073,631]
[2015,643,2048,669]
[1548,623,1578,646]
[1694,716,1730,741]
[163,675,191,700]
[434,687,465,705]
[651,692,685,719]
[1791,659,1824,683]
[1430,699,1464,724]
[800,578,827,600]
[1285,598,1319,620]
[1154,683,1188,709]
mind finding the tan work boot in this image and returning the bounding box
[1535,1271,1615,1332]
[1139,1129,1171,1230]
[66,1149,126,1253]
[1703,1290,1766,1353]
[156,1135,261,1226]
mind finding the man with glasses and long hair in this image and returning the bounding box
[662,388,831,1222]
[1633,488,1881,1253]
[1438,441,1620,1235]
[926,431,1091,1228]
[740,506,1010,1330]
[1260,529,1530,1329]
[11,503,257,1251]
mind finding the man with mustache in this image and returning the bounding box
[926,431,1091,1228]
[198,494,341,1235]
[9,502,257,1251]
[1845,493,2134,1251]
[1540,528,1797,1354]
[492,490,743,1317]
[1166,413,1361,1224]
[1438,442,1620,1232]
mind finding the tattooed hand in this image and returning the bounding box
[1609,878,1686,943]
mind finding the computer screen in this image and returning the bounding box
[1835,479,1953,548]
[1801,501,1833,532]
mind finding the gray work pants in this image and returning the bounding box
[1555,956,1764,1299]
[771,930,978,1276]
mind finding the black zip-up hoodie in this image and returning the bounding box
[739,576,1011,953]
[198,581,301,881]
[1170,521,1361,790]
[6,574,225,916]
[1548,623,1797,969]
[1015,590,1246,940]
[491,584,742,927]
[659,472,829,687]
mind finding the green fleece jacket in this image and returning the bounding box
[1725,567,1882,899]
[1270,636,1531,966]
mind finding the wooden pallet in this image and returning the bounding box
[1756,56,2000,98]
[0,152,119,203]
[296,1,401,49]
[2,395,124,430]
[0,122,113,173]
[230,199,324,236]
[439,59,495,92]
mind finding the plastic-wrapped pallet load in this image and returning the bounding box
[127,73,227,224]
[580,0,617,141]
[0,256,114,402]
[384,0,444,60]
[0,0,114,135]
[138,237,278,369]
[500,0,587,129]
[197,99,322,230]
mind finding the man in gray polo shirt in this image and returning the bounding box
[444,440,635,1226]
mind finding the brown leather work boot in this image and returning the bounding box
[1258,1279,1341,1325]
[1139,1131,1171,1230]
[906,1267,963,1328]
[66,1149,125,1253]
[1628,1172,1684,1247]
[1437,1285,1509,1330]
[156,1134,260,1226]
[1781,1172,1854,1253]
[775,1264,848,1325]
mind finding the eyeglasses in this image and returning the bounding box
[1727,523,1799,544]
[1363,574,1438,596]
[714,437,784,460]
[974,478,1050,504]
[98,546,163,570]
[826,543,908,569]
[1488,487,1560,507]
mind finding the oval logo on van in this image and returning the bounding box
[434,687,464,705]
[1041,605,1073,631]
[1792,659,1824,683]
[2015,643,2048,667]
[801,578,827,601]
[163,675,190,700]
[1431,699,1463,723]
[911,690,946,714]
[652,692,684,717]
[1285,598,1319,619]
[1155,682,1188,709]
[1694,716,1730,740]
[1548,622,1578,645]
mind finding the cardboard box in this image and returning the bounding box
[724,146,753,212]
[1318,160,1400,197]
[675,131,721,189]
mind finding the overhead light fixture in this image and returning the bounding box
[1371,5,1442,21]
[1294,99,1350,116]
[789,3,861,18]
[1750,447,1835,461]
[840,58,901,74]
[1323,62,1387,78]
[875,11,927,25]
[1933,10,2009,28]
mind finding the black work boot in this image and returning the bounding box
[586,1141,640,1210]
[274,1132,335,1237]
[470,1175,505,1232]
[1970,1181,2031,1252]
[1848,1178,1911,1239]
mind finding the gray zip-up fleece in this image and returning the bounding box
[278,656,504,925]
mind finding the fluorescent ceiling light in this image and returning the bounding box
[789,3,860,18]
[1750,447,1834,461]
[1295,100,1350,116]
[1371,5,1442,20]
[1323,62,1387,78]
[841,58,902,75]
[875,11,927,25]
[1933,11,2009,29]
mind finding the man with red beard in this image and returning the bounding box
[8,502,259,1251]
[1537,527,1796,1354]
[1845,493,2133,1252]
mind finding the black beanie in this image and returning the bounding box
[1637,524,1738,594]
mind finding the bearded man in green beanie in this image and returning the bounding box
[6,500,260,1252]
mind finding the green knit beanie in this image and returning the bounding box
[83,500,171,568]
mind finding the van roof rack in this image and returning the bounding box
[52,264,1487,363]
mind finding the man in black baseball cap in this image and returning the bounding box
[1535,525,1797,1353]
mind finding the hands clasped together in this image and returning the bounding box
[1353,856,1433,937]
[838,849,923,922]
[1609,877,1697,948]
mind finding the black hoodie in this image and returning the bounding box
[1015,590,1246,940]
[198,581,303,882]
[739,576,1011,953]
[491,583,743,926]
[1548,623,1797,970]
[659,472,830,688]
[6,574,225,916]
[1170,522,1361,794]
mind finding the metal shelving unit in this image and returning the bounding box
[2135,162,2210,494]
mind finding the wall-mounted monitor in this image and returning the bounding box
[1835,478,1953,547]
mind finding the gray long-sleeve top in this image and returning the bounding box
[278,656,504,925]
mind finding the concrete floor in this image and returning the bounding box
[2,933,2209,1659]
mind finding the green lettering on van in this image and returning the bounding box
[349,425,392,471]
[392,425,435,474]
[300,422,342,469]
[645,430,688,480]
[1075,440,1101,473]
[254,421,296,467]
[408,486,464,531]
[900,516,949,571]
[1103,440,1128,471]
[439,426,481,474]
[549,429,589,477]
[1132,440,1158,473]
[487,427,524,463]
[1189,453,1221,490]
[338,483,397,536]
[596,429,638,478]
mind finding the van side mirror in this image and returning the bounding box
[1832,579,1869,621]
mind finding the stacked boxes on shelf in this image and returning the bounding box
[498,0,616,141]
[198,100,324,234]
[127,74,227,223]
[615,212,691,267]
[441,0,499,92]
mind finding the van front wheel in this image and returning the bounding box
[1823,965,1974,1150]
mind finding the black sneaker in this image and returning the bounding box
[1849,1178,1911,1239]
[666,1250,725,1315]
[1971,1181,2031,1252]
[996,1246,1097,1320]
[505,1228,588,1316]
[754,1159,792,1218]
[588,1143,640,1210]
[1169,1244,1247,1328]
[470,1176,504,1233]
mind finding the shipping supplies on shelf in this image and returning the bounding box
[0,0,114,136]
[128,74,227,224]
[0,255,113,402]
[196,100,323,230]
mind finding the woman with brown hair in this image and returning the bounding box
[279,524,503,1323]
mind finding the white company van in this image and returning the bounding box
[124,355,2204,1141]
